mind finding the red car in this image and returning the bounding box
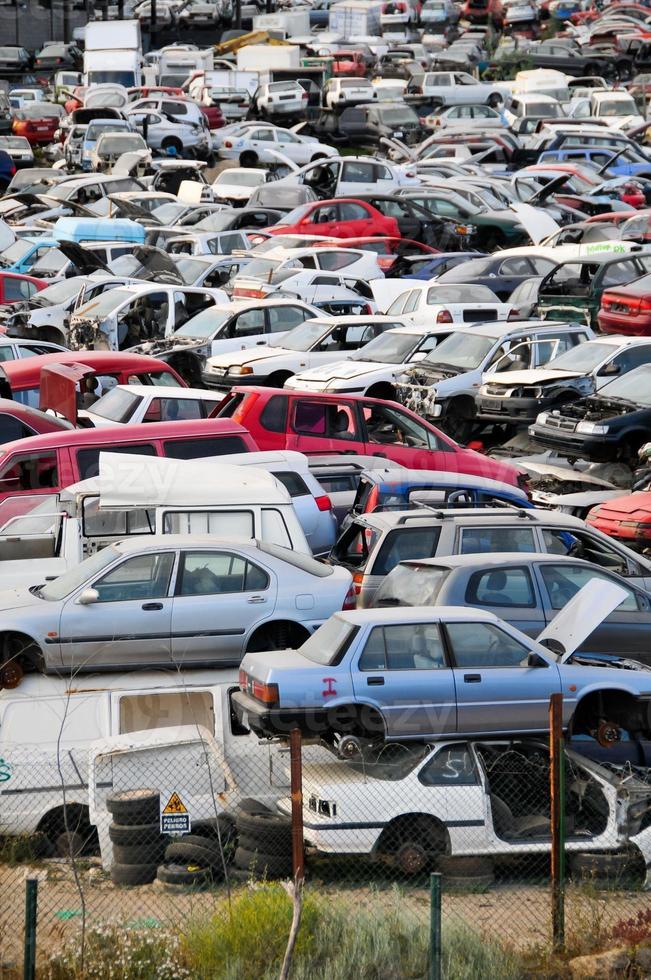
[267,200,401,240]
[587,492,651,546]
[598,273,651,336]
[0,397,73,443]
[331,50,367,77]
[0,272,47,304]
[314,236,437,271]
[12,105,61,146]
[200,104,225,130]
[211,387,524,489]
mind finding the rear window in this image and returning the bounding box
[257,540,333,577]
[274,471,310,497]
[372,526,442,577]
[212,393,245,418]
[163,436,248,460]
[76,443,157,480]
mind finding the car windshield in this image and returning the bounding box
[89,387,141,422]
[175,307,230,338]
[599,365,651,405]
[39,545,120,600]
[423,332,495,370]
[427,284,498,303]
[31,277,81,306]
[0,137,29,148]
[351,330,419,364]
[373,564,450,606]
[269,320,325,351]
[545,341,614,373]
[152,202,188,224]
[377,106,419,125]
[99,135,143,153]
[0,239,32,265]
[598,97,637,117]
[194,212,237,232]
[347,741,433,780]
[216,170,264,187]
[76,288,131,318]
[30,248,69,275]
[175,256,209,285]
[298,614,357,666]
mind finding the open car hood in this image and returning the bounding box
[537,578,630,661]
[509,201,560,244]
[108,246,184,285]
[55,240,111,274]
[525,174,571,207]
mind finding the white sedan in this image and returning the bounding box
[212,167,267,204]
[79,384,225,427]
[217,124,338,167]
[125,108,210,157]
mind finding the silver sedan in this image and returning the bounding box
[0,535,353,684]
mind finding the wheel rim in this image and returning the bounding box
[596,720,622,747]
[396,842,427,875]
[0,660,23,689]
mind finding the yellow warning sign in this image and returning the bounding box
[162,792,188,815]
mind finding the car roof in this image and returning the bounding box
[400,552,616,572]
[0,350,180,387]
[360,469,527,496]
[334,606,501,626]
[353,506,585,530]
[111,535,264,556]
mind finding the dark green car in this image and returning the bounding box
[400,189,533,250]
[537,251,651,329]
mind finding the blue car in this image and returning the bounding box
[538,147,651,180]
[0,236,59,274]
[403,252,486,281]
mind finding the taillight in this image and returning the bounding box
[315,494,332,511]
[366,485,379,513]
[224,140,232,148]
[508,307,521,320]
[352,570,364,596]
[436,310,453,323]
[251,680,279,705]
[342,583,357,610]
[239,668,247,687]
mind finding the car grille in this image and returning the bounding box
[544,416,576,430]
[483,384,508,396]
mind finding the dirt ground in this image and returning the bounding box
[0,859,649,971]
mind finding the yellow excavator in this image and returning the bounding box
[213,29,291,56]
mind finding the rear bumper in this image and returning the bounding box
[597,311,651,337]
[232,690,330,739]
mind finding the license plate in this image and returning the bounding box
[36,126,49,132]
[394,130,403,138]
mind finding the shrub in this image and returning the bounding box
[47,924,187,980]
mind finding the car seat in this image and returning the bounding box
[490,795,550,840]
[479,569,511,605]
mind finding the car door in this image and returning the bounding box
[170,547,277,665]
[287,396,366,455]
[351,622,458,736]
[58,550,176,669]
[302,203,340,236]
[445,619,561,735]
[534,560,651,659]
[358,399,455,467]
[338,201,377,237]
[462,564,546,638]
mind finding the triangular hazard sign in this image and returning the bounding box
[162,792,188,814]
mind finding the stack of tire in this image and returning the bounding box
[437,855,494,890]
[108,789,166,887]
[156,813,237,890]
[233,799,293,880]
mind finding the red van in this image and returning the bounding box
[212,387,523,488]
[0,351,185,419]
[0,418,258,520]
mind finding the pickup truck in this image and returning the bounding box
[406,71,511,107]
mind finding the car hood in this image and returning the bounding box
[509,201,560,244]
[483,368,582,386]
[592,491,651,519]
[209,345,291,368]
[538,578,632,661]
[294,360,384,382]
[0,587,46,614]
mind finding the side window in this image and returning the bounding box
[446,621,531,668]
[178,551,269,596]
[339,203,369,221]
[465,566,535,608]
[0,414,34,442]
[119,690,215,735]
[93,552,174,602]
[362,403,444,451]
[76,443,157,480]
[318,251,356,271]
[231,309,266,337]
[259,394,288,432]
[403,291,421,314]
[541,527,629,574]
[359,623,446,670]
[499,258,532,276]
[418,746,478,786]
[611,345,651,374]
[372,526,441,577]
[292,400,359,440]
[539,563,638,611]
[0,450,58,490]
[163,436,248,459]
[267,306,307,333]
[601,261,636,289]
[459,526,536,555]
[341,161,376,182]
[4,277,34,302]
[157,398,204,422]
[273,471,309,497]
[214,233,243,255]
[374,164,392,180]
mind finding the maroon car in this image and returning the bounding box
[0,397,73,444]
[599,273,651,336]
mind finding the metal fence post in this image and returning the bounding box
[550,693,565,951]
[429,872,441,980]
[289,727,304,882]
[23,878,38,980]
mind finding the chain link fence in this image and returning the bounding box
[1,687,650,975]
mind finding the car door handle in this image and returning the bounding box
[142,602,163,611]
[464,674,482,683]
[367,676,385,685]
[247,596,267,603]
[373,452,387,458]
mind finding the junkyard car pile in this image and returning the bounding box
[2,0,651,892]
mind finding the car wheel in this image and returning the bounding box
[395,841,429,875]
[156,862,213,888]
[161,136,183,155]
[55,831,89,859]
[240,151,258,167]
[570,850,637,884]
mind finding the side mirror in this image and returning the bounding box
[78,587,99,605]
[409,351,428,362]
[527,652,549,668]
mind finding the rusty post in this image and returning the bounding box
[550,692,565,951]
[289,728,305,882]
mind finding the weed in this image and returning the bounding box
[608,909,651,947]
[47,923,187,980]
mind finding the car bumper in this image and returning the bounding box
[528,423,617,461]
[477,393,550,424]
[201,371,269,391]
[598,311,651,337]
[232,690,330,739]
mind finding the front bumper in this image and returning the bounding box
[201,370,269,391]
[477,393,550,424]
[528,422,618,462]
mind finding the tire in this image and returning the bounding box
[240,151,257,167]
[164,836,228,872]
[237,832,291,855]
[156,862,213,887]
[106,790,160,826]
[161,137,183,155]
[55,831,88,858]
[234,846,292,877]
[442,873,494,890]
[236,810,292,838]
[112,839,167,865]
[570,851,635,879]
[111,861,158,886]
[237,799,272,816]
[192,813,237,844]
[108,822,162,846]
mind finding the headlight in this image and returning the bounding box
[228,365,253,376]
[576,422,609,435]
[536,412,549,426]
[519,386,543,398]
